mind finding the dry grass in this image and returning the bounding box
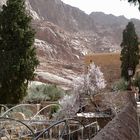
[84,53,120,66]
[84,53,121,87]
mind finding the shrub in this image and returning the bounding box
[24,83,64,102]
[43,85,64,101]
[133,76,140,91]
[49,105,60,119]
[112,78,128,91]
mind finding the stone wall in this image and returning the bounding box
[92,92,139,140]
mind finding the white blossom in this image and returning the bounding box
[58,94,80,118]
[58,63,106,118]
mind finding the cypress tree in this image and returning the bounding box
[0,0,39,104]
[120,21,139,81]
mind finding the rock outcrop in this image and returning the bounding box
[28,0,96,32]
[33,21,83,62]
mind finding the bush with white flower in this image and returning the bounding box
[58,63,106,118]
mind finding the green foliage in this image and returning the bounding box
[112,79,128,91]
[43,84,64,101]
[134,76,140,90]
[24,83,64,102]
[127,0,140,10]
[128,0,139,4]
[49,105,60,119]
[0,0,39,104]
[24,84,49,102]
[120,21,139,81]
[11,106,34,118]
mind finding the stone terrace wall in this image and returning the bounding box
[92,92,139,140]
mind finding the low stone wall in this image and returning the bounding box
[92,92,139,140]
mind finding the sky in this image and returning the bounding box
[61,0,140,19]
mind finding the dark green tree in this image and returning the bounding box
[0,0,39,104]
[120,21,139,81]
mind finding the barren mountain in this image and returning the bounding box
[26,0,140,53]
[90,12,140,45]
[28,0,96,32]
[1,0,140,89]
[1,0,140,55]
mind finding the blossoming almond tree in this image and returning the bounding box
[58,63,106,118]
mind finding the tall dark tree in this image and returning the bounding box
[120,21,139,81]
[0,0,39,104]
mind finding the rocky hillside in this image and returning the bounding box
[32,21,82,62]
[1,0,140,55]
[1,0,140,89]
[28,0,96,32]
[90,12,140,45]
[26,0,140,89]
[27,0,140,53]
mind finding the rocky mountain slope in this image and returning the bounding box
[28,0,96,32]
[27,0,140,53]
[90,12,140,45]
[1,0,140,55]
[1,0,140,89]
[28,1,140,89]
